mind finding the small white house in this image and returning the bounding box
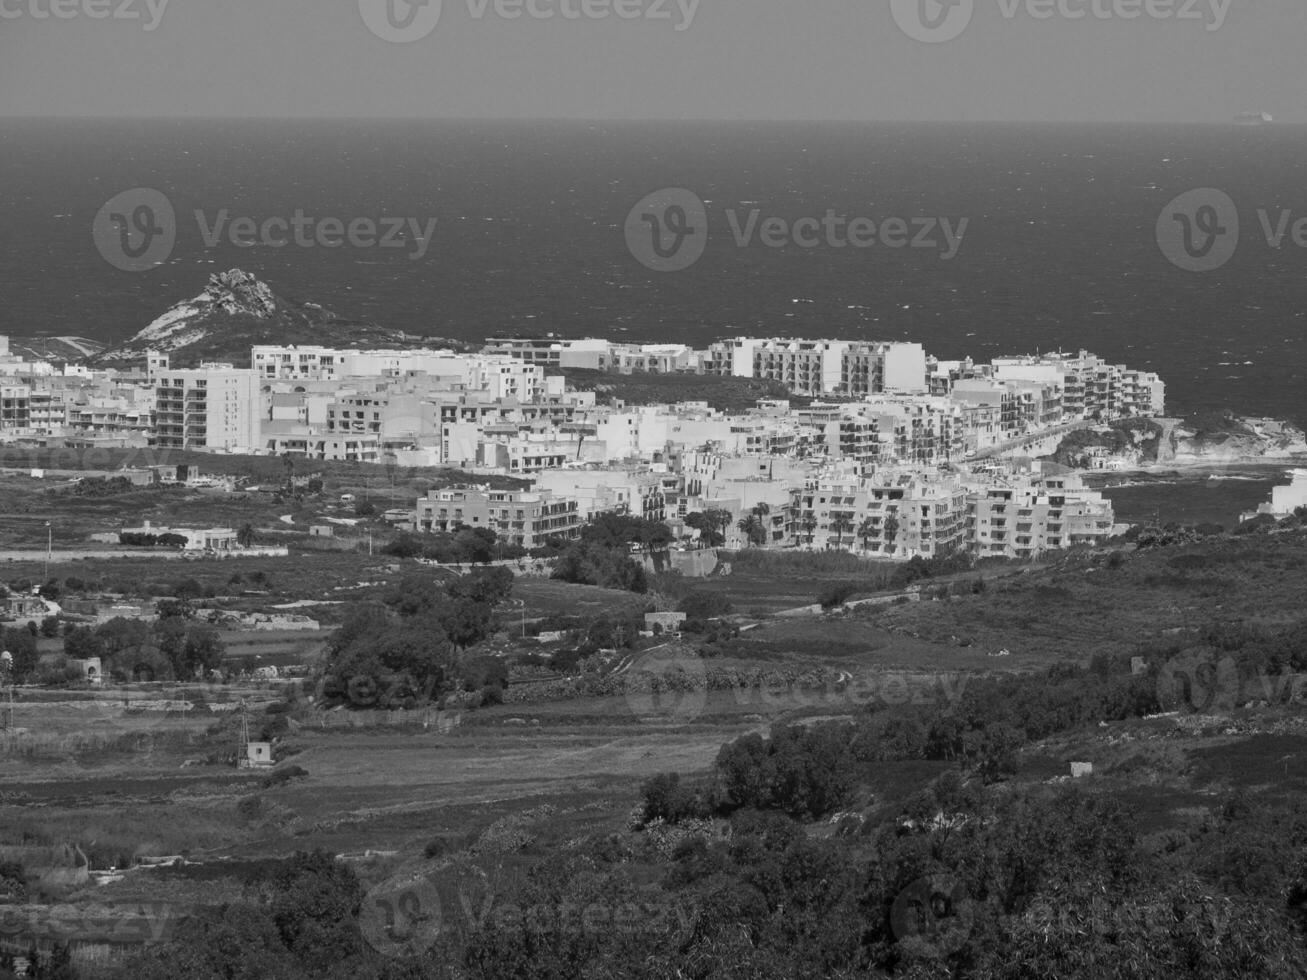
[241,741,274,769]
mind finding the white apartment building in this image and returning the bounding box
[533,468,667,523]
[155,365,260,452]
[967,475,1115,559]
[416,487,583,547]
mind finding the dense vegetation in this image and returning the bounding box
[0,601,224,685]
[550,513,674,593]
[1045,419,1163,467]
[318,567,514,709]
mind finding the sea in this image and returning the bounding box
[2,118,1305,524]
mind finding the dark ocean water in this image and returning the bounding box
[1089,468,1287,529]
[2,119,1305,423]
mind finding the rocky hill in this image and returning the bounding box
[1170,413,1307,463]
[90,270,460,368]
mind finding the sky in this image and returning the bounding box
[0,0,1301,122]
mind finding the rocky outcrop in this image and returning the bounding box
[91,269,428,367]
[1170,416,1307,464]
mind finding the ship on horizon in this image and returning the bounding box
[1235,111,1275,125]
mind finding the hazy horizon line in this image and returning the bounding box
[1,115,1295,127]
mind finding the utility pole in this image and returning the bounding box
[44,521,51,585]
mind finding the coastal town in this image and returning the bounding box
[0,329,1178,561]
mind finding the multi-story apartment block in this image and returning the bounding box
[0,385,33,430]
[533,469,667,523]
[416,487,582,548]
[325,393,438,449]
[483,337,612,370]
[264,430,380,462]
[967,475,1114,559]
[0,383,65,434]
[865,474,969,558]
[154,365,260,451]
[252,345,551,402]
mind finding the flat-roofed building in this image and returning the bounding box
[416,487,582,548]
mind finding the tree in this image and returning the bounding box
[63,626,106,662]
[685,512,725,548]
[750,503,772,546]
[830,512,855,551]
[858,517,879,553]
[156,598,194,621]
[44,942,74,980]
[381,532,425,559]
[237,523,256,548]
[95,617,152,674]
[3,628,38,682]
[321,605,457,709]
[801,513,818,547]
[553,541,648,593]
[883,512,901,557]
[736,506,770,548]
[180,625,225,678]
[446,566,514,607]
[154,617,190,678]
[172,578,204,601]
[281,451,295,493]
[736,513,761,546]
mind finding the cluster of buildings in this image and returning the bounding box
[0,335,1161,559]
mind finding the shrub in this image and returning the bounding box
[260,765,308,790]
[678,590,733,621]
[640,772,712,825]
[818,581,861,609]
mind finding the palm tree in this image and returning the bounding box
[858,517,878,553]
[801,513,818,548]
[831,512,854,551]
[736,513,762,547]
[883,512,901,558]
[750,503,771,546]
[706,508,733,544]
